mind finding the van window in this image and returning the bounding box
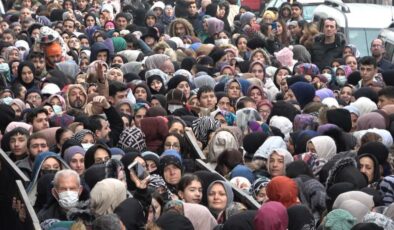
[384,43,394,62]
[348,28,380,56]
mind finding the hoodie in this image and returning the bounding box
[66,84,88,111]
[90,42,110,64]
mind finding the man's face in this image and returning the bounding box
[29,138,49,159]
[360,64,377,83]
[371,39,384,58]
[378,95,394,108]
[112,90,127,105]
[63,21,75,33]
[175,23,186,37]
[188,3,198,16]
[10,133,28,156]
[2,33,15,44]
[96,119,111,141]
[288,25,300,38]
[26,92,42,107]
[32,57,46,75]
[20,8,31,21]
[199,91,217,110]
[323,20,337,38]
[116,17,128,30]
[32,112,49,132]
[77,0,88,10]
[291,6,302,19]
[69,87,86,108]
[53,175,81,201]
[96,51,108,62]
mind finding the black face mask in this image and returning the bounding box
[40,169,58,176]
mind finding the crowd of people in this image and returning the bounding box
[1,0,394,229]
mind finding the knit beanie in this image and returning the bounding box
[159,152,183,174]
[243,132,269,159]
[117,127,147,152]
[274,47,294,67]
[141,151,160,168]
[357,141,388,166]
[326,109,352,132]
[289,82,315,109]
[324,209,356,230]
[167,75,189,91]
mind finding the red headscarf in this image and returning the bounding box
[266,176,299,208]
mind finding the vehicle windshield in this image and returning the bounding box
[348,28,381,56]
[303,5,318,21]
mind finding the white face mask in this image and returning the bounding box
[322,73,332,83]
[214,38,230,46]
[81,143,94,151]
[2,96,12,105]
[57,190,79,209]
[52,105,63,114]
[336,75,347,86]
[168,104,183,113]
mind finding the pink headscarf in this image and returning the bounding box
[254,201,288,230]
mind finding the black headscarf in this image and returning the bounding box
[222,210,256,230]
[114,198,147,230]
[17,61,37,90]
[287,205,315,230]
[156,212,194,230]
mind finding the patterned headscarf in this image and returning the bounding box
[192,116,220,146]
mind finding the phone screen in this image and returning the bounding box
[128,161,149,180]
[271,22,277,30]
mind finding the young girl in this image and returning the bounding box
[177,174,203,204]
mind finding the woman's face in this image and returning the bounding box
[94,148,110,164]
[208,183,227,212]
[150,79,163,92]
[216,6,226,18]
[258,104,271,122]
[169,122,185,136]
[180,180,202,204]
[119,103,132,115]
[50,97,61,106]
[112,56,124,66]
[134,87,148,101]
[11,104,22,117]
[339,86,353,104]
[42,157,61,171]
[218,96,231,111]
[336,68,345,77]
[252,52,265,64]
[146,16,156,27]
[163,164,182,185]
[276,69,290,86]
[276,22,283,34]
[284,89,296,101]
[268,152,285,177]
[21,66,34,84]
[256,187,268,204]
[164,135,181,152]
[70,153,85,175]
[343,47,353,57]
[345,56,358,72]
[176,81,190,99]
[250,88,263,102]
[86,16,96,27]
[146,159,157,173]
[134,108,147,128]
[359,156,375,183]
[228,82,241,99]
[251,63,265,80]
[237,37,248,53]
[64,1,73,10]
[82,133,95,144]
[9,49,20,62]
[11,61,20,76]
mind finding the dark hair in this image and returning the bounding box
[10,83,25,99]
[235,96,255,110]
[177,173,202,192]
[63,18,76,28]
[378,86,394,99]
[27,132,47,148]
[164,132,186,154]
[28,51,45,60]
[26,107,48,124]
[55,128,72,145]
[8,127,29,139]
[359,56,377,68]
[167,117,186,130]
[87,115,106,134]
[197,85,214,100]
[215,149,243,175]
[109,81,128,97]
[2,29,16,39]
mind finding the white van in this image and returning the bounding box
[313,3,394,56]
[378,28,394,63]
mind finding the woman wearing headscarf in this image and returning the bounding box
[289,130,318,156]
[251,177,271,204]
[357,153,381,188]
[114,197,149,230]
[146,69,168,95]
[192,116,221,148]
[287,204,315,230]
[286,81,316,109]
[206,127,242,163]
[267,148,294,178]
[224,79,243,107]
[254,201,288,230]
[63,146,86,175]
[90,178,127,217]
[14,61,39,90]
[206,180,246,223]
[356,112,387,131]
[163,200,218,230]
[266,176,299,208]
[140,116,169,153]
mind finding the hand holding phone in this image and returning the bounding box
[271,22,277,32]
[128,161,150,181]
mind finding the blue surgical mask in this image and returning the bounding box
[52,105,63,114]
[332,67,337,73]
[81,143,94,151]
[336,75,347,86]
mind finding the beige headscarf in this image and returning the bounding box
[90,178,127,217]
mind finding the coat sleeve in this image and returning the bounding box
[104,106,124,147]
